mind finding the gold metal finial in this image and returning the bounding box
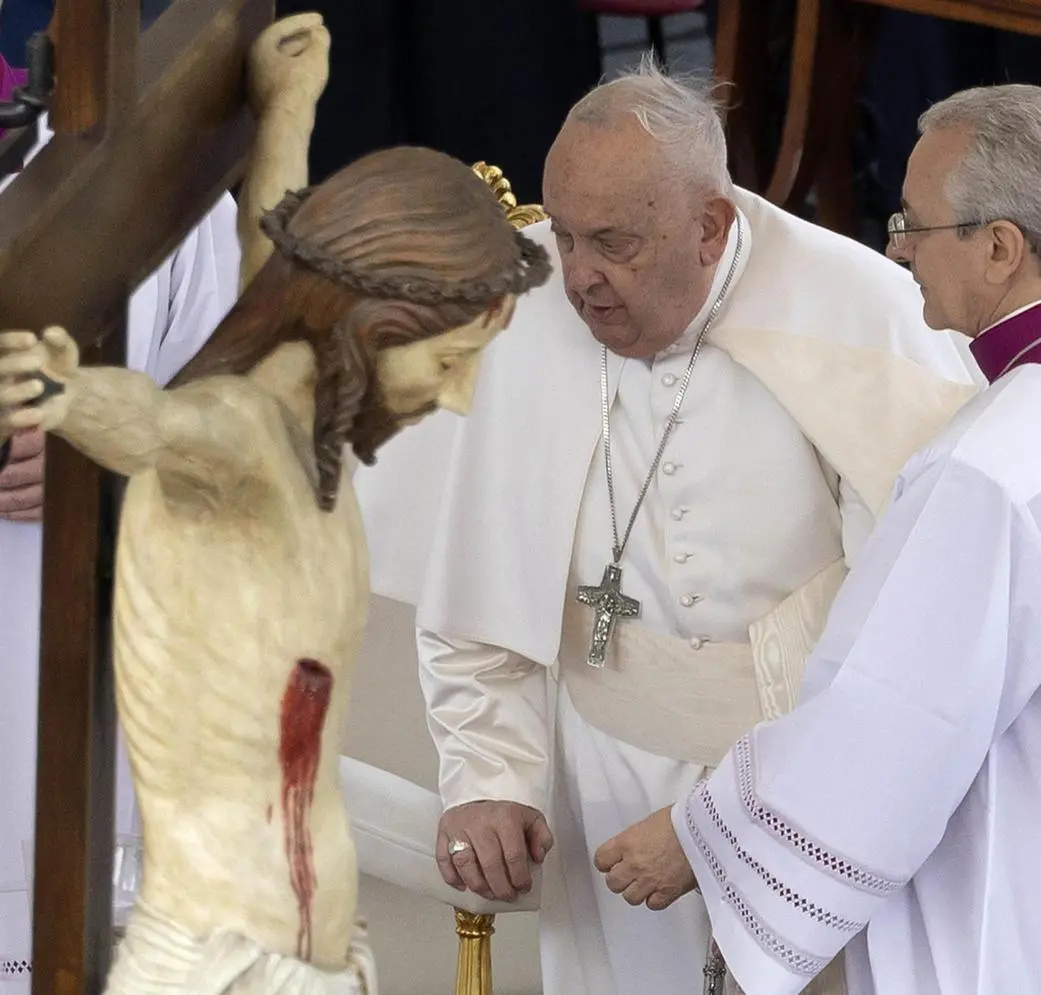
[472,161,548,230]
[453,909,496,995]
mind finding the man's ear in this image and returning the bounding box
[984,220,1030,287]
[698,197,737,267]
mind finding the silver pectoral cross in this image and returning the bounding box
[576,563,641,668]
[703,942,729,995]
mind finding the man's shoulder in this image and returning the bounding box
[737,190,913,298]
[933,367,1041,504]
[732,191,975,377]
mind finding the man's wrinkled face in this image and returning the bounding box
[542,117,732,359]
[375,296,516,423]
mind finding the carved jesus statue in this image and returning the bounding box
[0,144,549,994]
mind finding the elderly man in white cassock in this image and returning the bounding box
[596,83,1041,994]
[353,60,983,995]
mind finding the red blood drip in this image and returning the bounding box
[279,658,333,961]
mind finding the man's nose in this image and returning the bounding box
[886,238,911,265]
[564,259,604,297]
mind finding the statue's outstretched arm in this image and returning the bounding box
[0,327,269,490]
[237,13,330,290]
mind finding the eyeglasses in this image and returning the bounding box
[886,211,990,250]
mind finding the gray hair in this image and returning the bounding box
[919,84,1041,255]
[568,53,733,197]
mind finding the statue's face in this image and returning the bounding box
[375,296,516,422]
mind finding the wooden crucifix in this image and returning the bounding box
[0,1,272,992]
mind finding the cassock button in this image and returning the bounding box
[661,373,677,387]
[670,508,686,521]
[680,594,698,607]
[662,462,677,476]
[673,552,690,563]
[689,636,705,650]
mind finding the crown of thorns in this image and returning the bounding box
[260,187,550,306]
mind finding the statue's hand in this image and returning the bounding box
[0,326,78,434]
[248,13,330,117]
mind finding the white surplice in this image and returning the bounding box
[0,119,240,990]
[676,363,1041,995]
[354,190,981,995]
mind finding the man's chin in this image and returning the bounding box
[593,325,665,360]
[585,315,640,353]
[921,299,948,332]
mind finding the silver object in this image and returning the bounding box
[576,563,640,668]
[578,216,745,668]
[448,839,471,856]
[703,942,729,995]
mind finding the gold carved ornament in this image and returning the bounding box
[471,161,547,230]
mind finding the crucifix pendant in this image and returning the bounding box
[703,942,729,995]
[576,563,641,668]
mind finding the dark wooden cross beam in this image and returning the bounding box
[0,1,272,992]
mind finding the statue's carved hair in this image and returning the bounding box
[172,146,551,510]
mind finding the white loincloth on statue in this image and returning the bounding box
[106,902,376,995]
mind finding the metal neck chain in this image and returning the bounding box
[601,215,744,564]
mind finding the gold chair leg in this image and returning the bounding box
[453,909,495,995]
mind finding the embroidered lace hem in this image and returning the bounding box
[736,735,905,896]
[684,800,827,978]
[694,780,863,933]
[0,957,31,980]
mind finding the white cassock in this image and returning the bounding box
[353,189,982,995]
[677,362,1041,995]
[0,119,241,992]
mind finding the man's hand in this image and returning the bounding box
[594,806,697,911]
[248,13,330,117]
[0,428,44,521]
[0,328,78,437]
[436,800,554,903]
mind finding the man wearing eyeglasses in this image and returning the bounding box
[598,83,1041,994]
[886,100,1041,359]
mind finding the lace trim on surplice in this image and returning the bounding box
[736,735,905,896]
[685,791,827,978]
[0,957,31,981]
[694,779,864,934]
